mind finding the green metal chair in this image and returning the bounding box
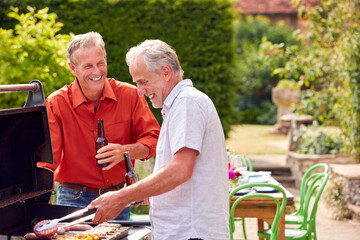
[257,171,329,240]
[244,156,254,172]
[229,182,287,240]
[285,163,329,240]
[233,156,253,240]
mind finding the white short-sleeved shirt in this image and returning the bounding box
[150,79,230,240]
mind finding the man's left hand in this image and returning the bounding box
[96,143,126,170]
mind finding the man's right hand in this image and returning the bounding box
[89,190,128,224]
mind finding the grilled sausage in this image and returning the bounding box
[57,223,93,234]
[33,220,58,239]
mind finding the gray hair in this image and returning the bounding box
[126,40,184,77]
[67,31,106,65]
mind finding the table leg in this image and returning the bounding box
[257,214,286,240]
[278,212,286,240]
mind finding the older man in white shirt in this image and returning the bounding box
[90,39,229,240]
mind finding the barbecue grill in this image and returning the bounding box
[0,81,151,240]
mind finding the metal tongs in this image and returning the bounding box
[35,206,97,232]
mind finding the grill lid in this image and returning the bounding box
[0,80,53,210]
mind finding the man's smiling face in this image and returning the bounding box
[69,45,107,100]
[130,55,169,109]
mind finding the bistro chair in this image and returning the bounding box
[244,156,254,172]
[257,171,329,240]
[233,156,253,240]
[229,182,287,240]
[285,163,329,240]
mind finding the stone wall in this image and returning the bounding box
[330,164,360,206]
[330,164,360,220]
[287,151,355,187]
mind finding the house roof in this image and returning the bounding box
[234,0,319,15]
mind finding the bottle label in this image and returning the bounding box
[96,137,109,168]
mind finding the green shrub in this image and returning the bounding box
[234,15,299,124]
[276,79,299,90]
[293,122,344,155]
[0,7,73,109]
[236,15,299,54]
[293,89,337,124]
[256,100,278,125]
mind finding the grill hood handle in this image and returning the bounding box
[0,80,45,107]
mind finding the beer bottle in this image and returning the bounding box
[124,151,139,185]
[96,119,109,168]
[124,152,143,204]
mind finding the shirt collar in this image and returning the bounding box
[72,78,117,109]
[161,79,193,118]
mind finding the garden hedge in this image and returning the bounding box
[0,0,238,136]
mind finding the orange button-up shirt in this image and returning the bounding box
[42,78,160,188]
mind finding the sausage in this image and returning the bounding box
[66,224,93,231]
[33,220,58,239]
[57,223,93,234]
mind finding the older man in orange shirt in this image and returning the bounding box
[38,32,160,220]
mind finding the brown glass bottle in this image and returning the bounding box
[96,119,109,168]
[124,151,139,185]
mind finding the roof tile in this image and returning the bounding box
[234,0,319,15]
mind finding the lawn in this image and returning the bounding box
[225,124,288,155]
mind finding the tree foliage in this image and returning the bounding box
[0,7,73,109]
[234,15,299,124]
[277,0,360,160]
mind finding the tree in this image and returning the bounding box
[0,7,72,109]
[277,0,360,160]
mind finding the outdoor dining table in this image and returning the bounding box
[230,177,294,240]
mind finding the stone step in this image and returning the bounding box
[252,165,295,186]
[272,175,296,187]
[246,155,295,186]
[253,165,292,176]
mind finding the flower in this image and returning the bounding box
[229,170,235,180]
[229,161,242,188]
[228,162,242,179]
[229,169,242,178]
